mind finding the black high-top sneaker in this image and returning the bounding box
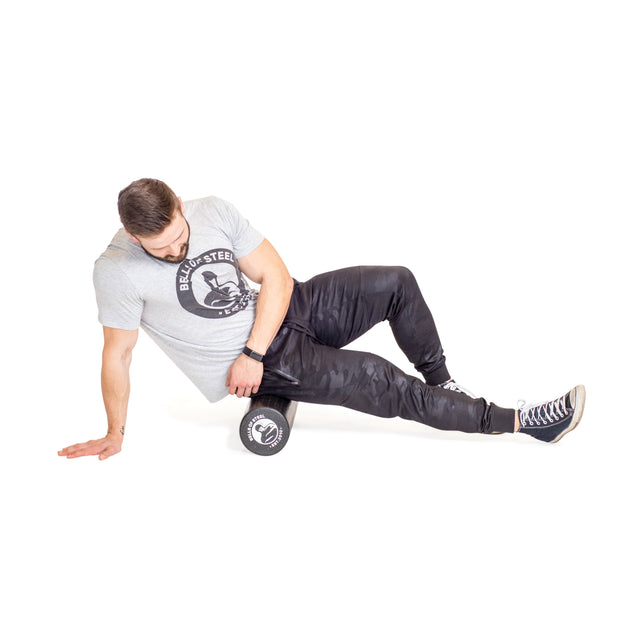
[518,385,586,443]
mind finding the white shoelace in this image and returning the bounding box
[518,394,569,428]
[440,380,477,399]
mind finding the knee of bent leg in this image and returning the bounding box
[390,266,417,291]
[366,266,419,307]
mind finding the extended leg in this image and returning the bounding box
[259,329,515,434]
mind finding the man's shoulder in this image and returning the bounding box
[95,228,140,265]
[94,229,149,288]
[185,194,226,207]
[185,195,238,224]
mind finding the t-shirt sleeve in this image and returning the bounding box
[93,257,143,330]
[218,199,265,258]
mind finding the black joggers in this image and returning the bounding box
[256,266,515,435]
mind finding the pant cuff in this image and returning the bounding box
[420,362,451,386]
[488,405,516,433]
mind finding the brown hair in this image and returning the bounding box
[117,178,181,237]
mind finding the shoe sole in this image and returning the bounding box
[550,384,586,443]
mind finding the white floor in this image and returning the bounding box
[3,2,638,638]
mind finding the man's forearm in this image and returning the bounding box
[101,349,132,439]
[246,272,294,355]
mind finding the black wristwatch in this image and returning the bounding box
[242,346,264,362]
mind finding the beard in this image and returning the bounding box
[141,241,190,264]
[139,219,191,264]
[162,242,189,263]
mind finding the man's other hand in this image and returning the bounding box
[226,354,264,398]
[58,436,123,461]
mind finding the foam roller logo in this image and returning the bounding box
[247,414,283,449]
[176,248,252,318]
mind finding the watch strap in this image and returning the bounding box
[242,346,264,362]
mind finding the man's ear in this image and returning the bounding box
[125,229,140,244]
[179,196,184,213]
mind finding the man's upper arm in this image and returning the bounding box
[237,238,291,285]
[103,326,139,355]
[93,257,143,331]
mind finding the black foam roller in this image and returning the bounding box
[240,395,298,455]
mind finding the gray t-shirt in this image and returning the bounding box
[93,195,265,402]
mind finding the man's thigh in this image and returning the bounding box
[287,266,414,348]
[261,327,422,417]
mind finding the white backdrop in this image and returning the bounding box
[2,1,638,638]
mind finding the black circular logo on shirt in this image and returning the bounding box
[176,249,252,318]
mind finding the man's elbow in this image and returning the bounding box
[263,267,294,296]
[284,272,294,298]
[102,343,135,370]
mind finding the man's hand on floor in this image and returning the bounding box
[58,436,123,461]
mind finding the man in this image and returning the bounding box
[59,179,585,461]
